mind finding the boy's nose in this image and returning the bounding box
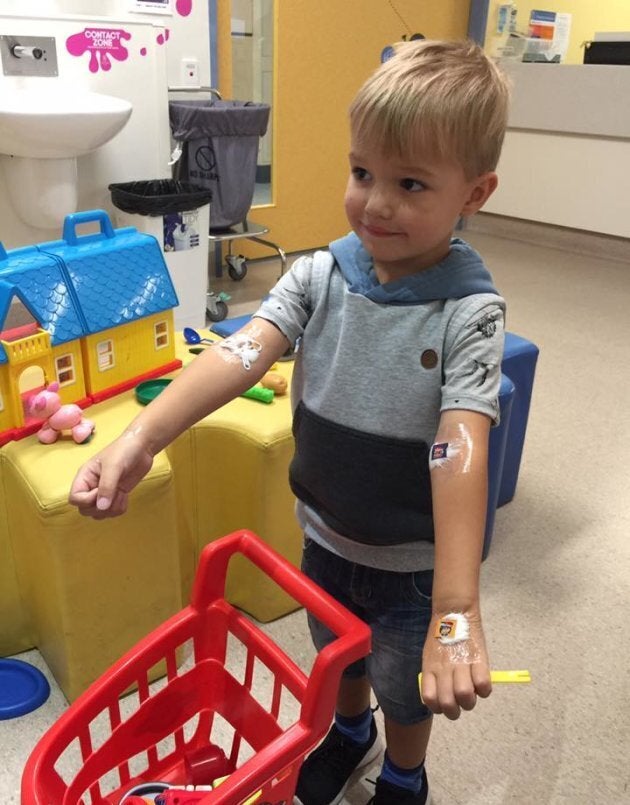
[364,187,393,219]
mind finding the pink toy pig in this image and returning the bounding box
[30,382,95,445]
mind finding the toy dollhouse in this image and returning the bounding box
[0,210,181,445]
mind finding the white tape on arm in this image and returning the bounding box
[216,333,263,370]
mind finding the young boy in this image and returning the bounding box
[69,40,510,805]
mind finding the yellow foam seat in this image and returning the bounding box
[1,394,183,702]
[0,336,301,699]
[186,380,301,622]
[0,454,34,657]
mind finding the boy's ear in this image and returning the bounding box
[461,172,498,217]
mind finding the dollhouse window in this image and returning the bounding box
[154,321,169,349]
[97,340,115,371]
[55,354,75,386]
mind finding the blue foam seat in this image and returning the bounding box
[210,313,253,337]
[498,333,539,506]
[484,373,515,559]
[484,332,539,558]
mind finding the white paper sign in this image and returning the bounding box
[525,9,571,62]
[130,0,173,15]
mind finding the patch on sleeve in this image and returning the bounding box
[469,311,501,339]
[464,359,497,386]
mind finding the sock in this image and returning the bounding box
[334,707,372,745]
[379,751,425,794]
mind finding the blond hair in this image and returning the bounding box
[349,40,510,178]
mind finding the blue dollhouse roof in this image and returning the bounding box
[0,214,179,366]
[0,246,86,365]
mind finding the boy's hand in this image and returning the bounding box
[68,431,154,519]
[420,611,492,720]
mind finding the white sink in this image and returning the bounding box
[0,87,132,230]
[0,87,132,159]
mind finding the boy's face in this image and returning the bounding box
[344,134,497,279]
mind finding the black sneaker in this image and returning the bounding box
[294,717,381,805]
[367,771,431,804]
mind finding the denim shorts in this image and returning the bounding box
[301,537,434,725]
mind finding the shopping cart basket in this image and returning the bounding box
[22,531,371,805]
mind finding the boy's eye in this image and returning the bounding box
[351,167,371,182]
[400,177,426,192]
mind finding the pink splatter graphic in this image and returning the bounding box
[165,28,170,40]
[66,28,132,73]
[156,33,164,45]
[176,0,193,17]
[140,47,147,56]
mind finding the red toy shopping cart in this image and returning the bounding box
[22,531,371,805]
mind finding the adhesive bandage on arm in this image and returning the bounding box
[215,324,264,370]
[429,423,473,474]
[434,612,469,644]
[434,612,480,664]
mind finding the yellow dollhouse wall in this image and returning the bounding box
[0,338,87,434]
[1,351,54,434]
[0,369,14,433]
[82,310,177,396]
[51,342,87,403]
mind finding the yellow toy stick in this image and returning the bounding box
[488,670,531,683]
[418,669,531,686]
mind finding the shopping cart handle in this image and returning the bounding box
[192,531,371,735]
[192,530,368,642]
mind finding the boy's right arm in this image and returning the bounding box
[69,318,290,519]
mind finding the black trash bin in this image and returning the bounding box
[169,100,270,231]
[109,179,212,218]
[109,179,213,329]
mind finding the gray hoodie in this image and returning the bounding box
[255,233,505,571]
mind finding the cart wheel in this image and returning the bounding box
[206,300,229,322]
[226,254,248,281]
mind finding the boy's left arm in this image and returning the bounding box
[421,407,493,720]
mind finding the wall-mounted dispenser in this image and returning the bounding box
[0,35,58,77]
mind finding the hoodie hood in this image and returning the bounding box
[328,231,498,304]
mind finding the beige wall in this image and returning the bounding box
[217,0,470,256]
[483,61,630,238]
